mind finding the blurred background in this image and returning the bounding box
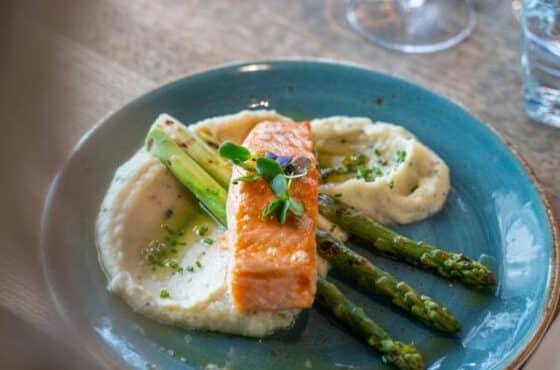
[1,1,558,369]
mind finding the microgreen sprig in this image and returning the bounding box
[218,141,308,224]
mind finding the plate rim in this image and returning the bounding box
[39,58,560,369]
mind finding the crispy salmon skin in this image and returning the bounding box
[227,120,319,312]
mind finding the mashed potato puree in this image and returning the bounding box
[95,110,450,337]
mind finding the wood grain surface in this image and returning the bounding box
[0,0,558,368]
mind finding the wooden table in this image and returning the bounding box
[1,0,558,368]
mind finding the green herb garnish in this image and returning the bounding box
[277,200,290,224]
[195,261,202,269]
[288,198,304,217]
[256,157,284,181]
[395,150,407,163]
[142,224,185,270]
[160,289,170,299]
[218,141,251,162]
[374,148,382,157]
[218,142,310,224]
[262,198,283,219]
[202,237,214,246]
[195,225,208,236]
[357,165,384,182]
[270,174,289,199]
[218,141,254,171]
[357,167,373,181]
[343,152,368,170]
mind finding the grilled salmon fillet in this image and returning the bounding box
[227,120,319,312]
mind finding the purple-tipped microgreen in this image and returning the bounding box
[218,142,311,224]
[265,152,293,168]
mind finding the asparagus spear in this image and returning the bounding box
[316,278,424,370]
[145,127,228,225]
[154,115,232,188]
[316,230,459,333]
[318,194,496,288]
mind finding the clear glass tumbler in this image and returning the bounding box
[521,0,560,128]
[345,0,476,53]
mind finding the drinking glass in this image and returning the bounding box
[521,0,560,128]
[345,0,476,53]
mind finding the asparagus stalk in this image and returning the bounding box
[316,231,459,333]
[154,115,232,188]
[318,194,496,288]
[145,127,228,225]
[316,278,424,370]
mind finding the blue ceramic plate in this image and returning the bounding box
[41,60,559,370]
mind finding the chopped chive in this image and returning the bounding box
[374,148,382,157]
[160,289,170,299]
[395,150,407,163]
[186,266,194,272]
[357,167,373,181]
[195,225,208,237]
[202,237,214,246]
[195,261,202,269]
